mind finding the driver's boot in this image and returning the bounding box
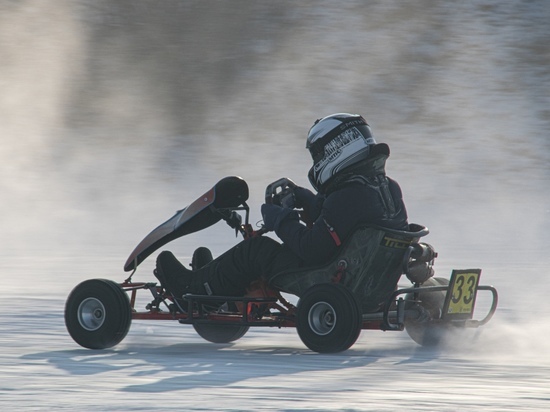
[154,251,193,298]
[154,246,212,294]
[191,247,213,270]
[155,236,301,298]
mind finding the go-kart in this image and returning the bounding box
[65,176,498,353]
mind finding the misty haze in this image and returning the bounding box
[1,1,549,410]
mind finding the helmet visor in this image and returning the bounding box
[308,124,375,164]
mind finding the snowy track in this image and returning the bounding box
[2,272,549,411]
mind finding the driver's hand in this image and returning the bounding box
[280,191,295,209]
[293,186,316,209]
[261,203,296,232]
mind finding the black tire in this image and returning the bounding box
[65,279,132,349]
[404,277,450,346]
[296,283,362,353]
[193,323,249,343]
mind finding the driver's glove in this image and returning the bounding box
[294,186,324,221]
[261,203,298,232]
[280,191,296,209]
[293,186,315,209]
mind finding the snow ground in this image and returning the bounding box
[1,256,549,411]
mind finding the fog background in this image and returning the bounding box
[1,1,549,410]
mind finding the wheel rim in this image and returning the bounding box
[308,301,336,336]
[77,297,106,331]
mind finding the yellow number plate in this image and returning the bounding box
[443,269,481,320]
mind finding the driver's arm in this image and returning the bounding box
[274,214,339,265]
[274,187,359,265]
[292,186,324,225]
[274,185,370,265]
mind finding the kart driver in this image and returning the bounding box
[154,113,409,300]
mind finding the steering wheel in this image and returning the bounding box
[265,178,297,208]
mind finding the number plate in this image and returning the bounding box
[442,269,481,320]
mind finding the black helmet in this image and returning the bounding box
[307,113,376,192]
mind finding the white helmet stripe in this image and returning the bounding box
[306,113,376,192]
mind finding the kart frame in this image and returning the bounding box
[65,176,499,353]
[120,276,498,332]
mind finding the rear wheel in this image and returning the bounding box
[65,279,132,349]
[404,277,450,346]
[296,283,362,353]
[193,323,249,343]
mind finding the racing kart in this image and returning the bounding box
[65,176,498,353]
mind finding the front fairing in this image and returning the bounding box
[124,176,248,272]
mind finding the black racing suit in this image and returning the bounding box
[159,150,409,297]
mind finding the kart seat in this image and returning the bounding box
[269,223,430,313]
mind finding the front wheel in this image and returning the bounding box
[65,279,132,349]
[296,283,362,353]
[404,277,450,346]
